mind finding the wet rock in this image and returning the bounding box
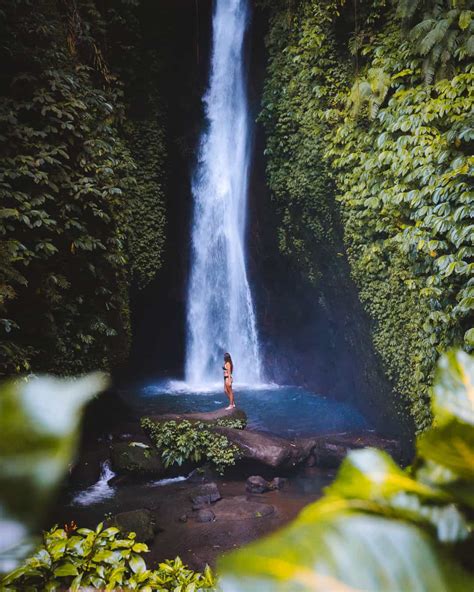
[246,476,271,494]
[269,477,286,490]
[214,428,401,470]
[69,458,102,488]
[110,442,165,477]
[107,474,129,486]
[187,464,216,484]
[190,482,221,509]
[212,427,307,468]
[195,509,215,523]
[298,433,402,468]
[144,407,247,427]
[105,509,156,542]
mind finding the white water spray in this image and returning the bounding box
[71,460,115,506]
[185,0,261,386]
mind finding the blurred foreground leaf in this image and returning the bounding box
[0,373,108,572]
[219,351,474,591]
[431,350,474,427]
[219,511,470,592]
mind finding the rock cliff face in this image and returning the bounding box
[245,6,412,439]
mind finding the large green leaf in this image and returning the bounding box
[418,421,474,480]
[384,492,470,542]
[0,373,108,571]
[322,448,469,541]
[325,448,444,501]
[431,350,474,427]
[219,511,473,592]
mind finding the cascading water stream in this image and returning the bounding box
[185,0,261,386]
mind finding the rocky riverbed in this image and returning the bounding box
[50,402,401,571]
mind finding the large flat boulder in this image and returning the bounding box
[213,428,401,470]
[110,442,165,477]
[212,427,305,468]
[146,406,247,426]
[211,496,275,521]
[297,432,401,467]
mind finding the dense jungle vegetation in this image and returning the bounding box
[1,0,473,428]
[259,0,474,430]
[2,345,473,589]
[0,0,166,376]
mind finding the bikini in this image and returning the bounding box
[223,365,232,383]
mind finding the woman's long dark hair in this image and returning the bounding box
[224,352,233,373]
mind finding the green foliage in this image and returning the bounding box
[219,350,474,590]
[258,0,349,284]
[0,372,107,572]
[126,116,167,290]
[326,10,474,430]
[261,0,474,430]
[2,523,216,591]
[0,0,167,375]
[141,418,245,474]
[214,418,247,429]
[398,0,474,83]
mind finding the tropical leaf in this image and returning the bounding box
[0,373,108,571]
[219,511,472,592]
[418,421,474,479]
[431,350,474,426]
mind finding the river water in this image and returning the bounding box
[134,382,370,437]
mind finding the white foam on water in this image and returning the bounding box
[71,460,115,506]
[148,476,187,487]
[142,379,283,397]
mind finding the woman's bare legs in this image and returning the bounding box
[225,380,235,409]
[224,381,230,407]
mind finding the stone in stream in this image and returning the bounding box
[190,482,221,509]
[195,509,215,523]
[110,442,165,477]
[212,427,307,469]
[246,475,287,493]
[270,477,287,490]
[105,509,156,543]
[246,476,271,494]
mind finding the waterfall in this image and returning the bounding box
[185,0,261,387]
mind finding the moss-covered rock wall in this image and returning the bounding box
[0,0,167,375]
[258,0,474,430]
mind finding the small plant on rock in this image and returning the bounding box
[141,418,243,474]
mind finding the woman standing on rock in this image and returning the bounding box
[223,352,235,409]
